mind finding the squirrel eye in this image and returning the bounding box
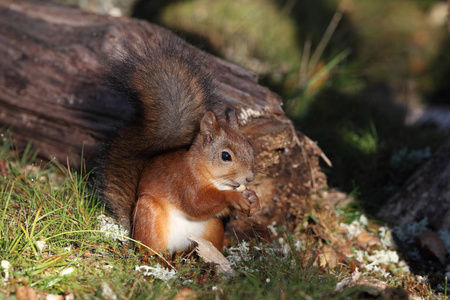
[221,151,232,162]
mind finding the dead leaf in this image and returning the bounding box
[356,230,380,249]
[335,251,349,265]
[318,244,338,268]
[326,190,353,208]
[15,286,37,300]
[335,242,353,256]
[45,294,64,300]
[415,230,447,265]
[337,225,349,235]
[173,288,197,300]
[188,236,235,277]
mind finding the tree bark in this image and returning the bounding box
[378,137,450,231]
[0,0,330,237]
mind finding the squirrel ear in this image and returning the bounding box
[226,108,239,129]
[200,111,221,144]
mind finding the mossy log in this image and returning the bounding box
[0,0,330,238]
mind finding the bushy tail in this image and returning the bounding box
[98,32,224,230]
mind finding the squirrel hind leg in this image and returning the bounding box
[132,196,169,253]
[201,218,224,252]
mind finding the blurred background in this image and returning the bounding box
[49,0,450,217]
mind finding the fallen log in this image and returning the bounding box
[379,137,450,231]
[0,0,330,237]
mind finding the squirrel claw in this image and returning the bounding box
[239,189,260,218]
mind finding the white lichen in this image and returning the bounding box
[340,214,369,239]
[267,222,278,237]
[238,107,265,125]
[227,241,252,267]
[392,218,428,243]
[353,249,402,278]
[1,260,11,284]
[101,282,117,300]
[59,267,75,276]
[390,147,431,170]
[367,250,399,265]
[35,240,47,253]
[98,214,129,242]
[378,226,395,249]
[135,265,177,282]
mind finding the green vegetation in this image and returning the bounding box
[0,135,363,299]
[1,132,447,298]
[4,135,444,299]
[4,0,450,298]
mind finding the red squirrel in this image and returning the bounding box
[99,34,260,254]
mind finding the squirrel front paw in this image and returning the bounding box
[230,189,260,217]
[243,189,260,217]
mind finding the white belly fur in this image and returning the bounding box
[167,209,207,253]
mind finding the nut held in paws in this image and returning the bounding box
[236,185,246,192]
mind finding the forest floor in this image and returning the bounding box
[0,138,448,299]
[2,0,450,298]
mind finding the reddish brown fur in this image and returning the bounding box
[132,113,259,253]
[201,218,224,250]
[133,195,169,250]
[99,31,259,254]
[99,34,224,231]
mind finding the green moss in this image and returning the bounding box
[159,0,301,77]
[344,0,445,85]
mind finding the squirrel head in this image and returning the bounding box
[192,110,255,191]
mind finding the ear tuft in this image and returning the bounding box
[200,111,220,144]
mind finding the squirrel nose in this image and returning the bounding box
[246,172,255,183]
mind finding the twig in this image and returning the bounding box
[189,236,235,277]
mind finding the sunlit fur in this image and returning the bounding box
[98,29,259,255]
[132,112,259,254]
